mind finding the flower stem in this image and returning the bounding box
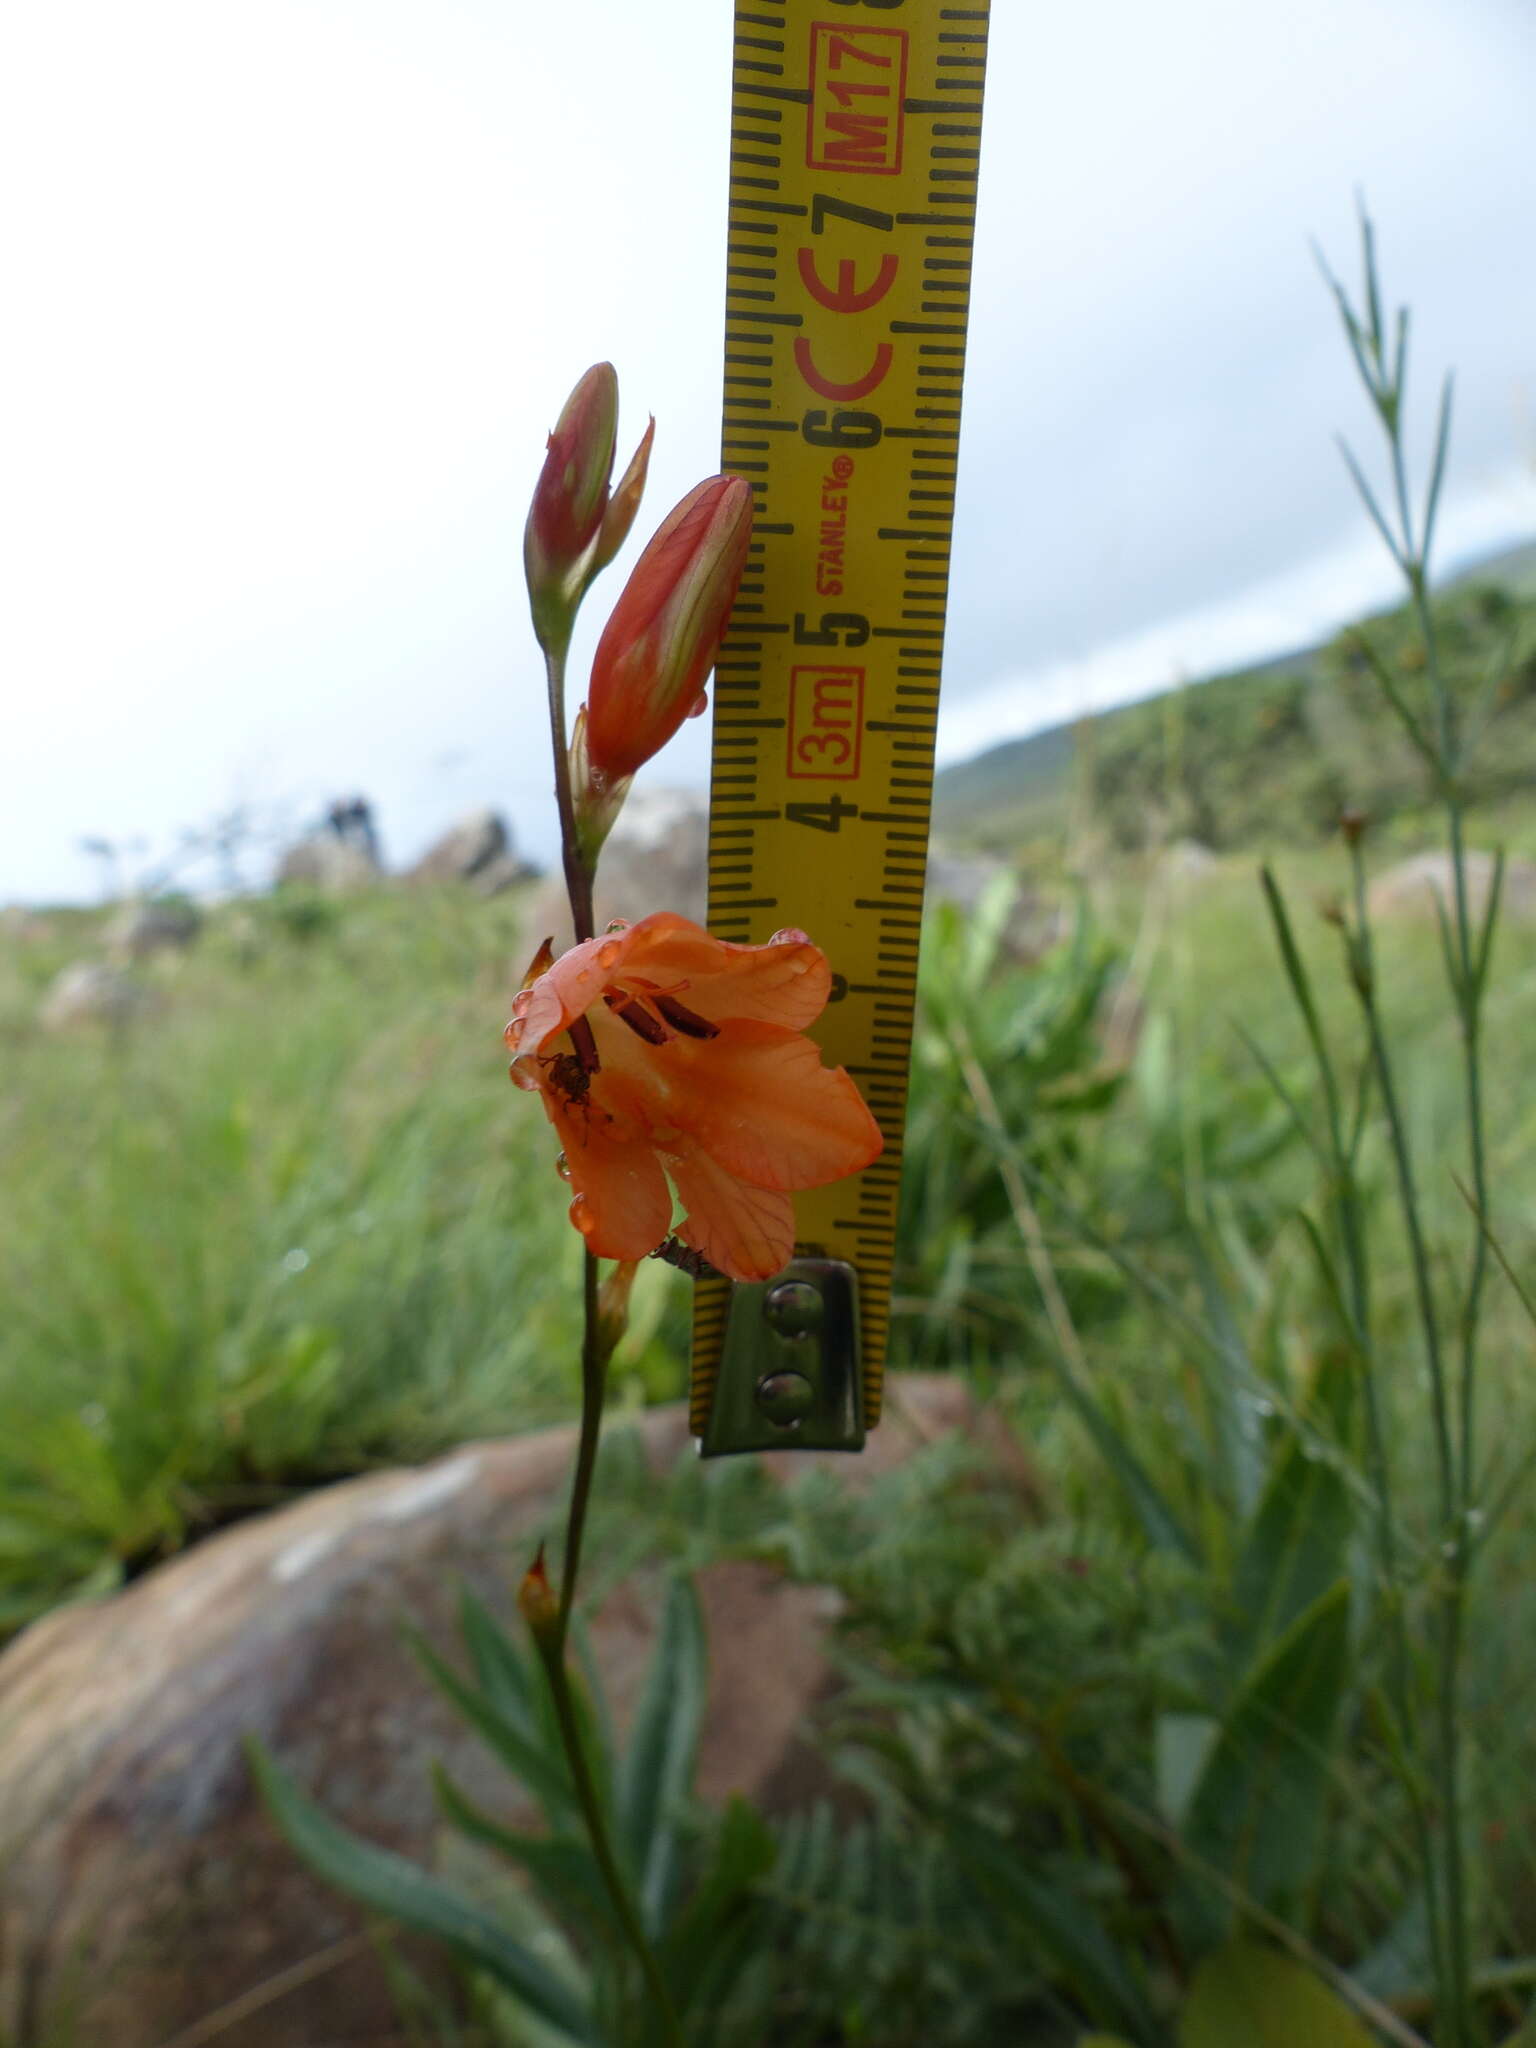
[544,639,596,944]
[557,1251,606,1635]
[532,1629,686,2045]
[537,631,678,2040]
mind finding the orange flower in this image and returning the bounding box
[505,913,882,1281]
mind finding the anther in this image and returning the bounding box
[615,998,669,1045]
[653,993,720,1039]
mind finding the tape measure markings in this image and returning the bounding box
[691,2,988,1436]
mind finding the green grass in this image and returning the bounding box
[0,886,617,1630]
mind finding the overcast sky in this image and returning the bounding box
[2,0,1532,902]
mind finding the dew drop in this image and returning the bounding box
[555,1151,572,1182]
[511,989,533,1018]
[569,1192,595,1237]
[687,691,708,720]
[769,926,810,947]
[605,918,630,933]
[597,941,621,969]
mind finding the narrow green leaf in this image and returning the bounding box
[1155,1715,1218,1831]
[1345,630,1439,774]
[1258,868,1346,1155]
[248,1742,597,2043]
[616,1574,709,1938]
[458,1584,543,1728]
[1474,845,1505,999]
[662,1797,776,2011]
[431,1764,622,1948]
[1182,1581,1352,1921]
[1229,1431,1354,1673]
[1181,1940,1375,2048]
[1420,371,1455,569]
[407,1626,576,1824]
[1336,439,1407,572]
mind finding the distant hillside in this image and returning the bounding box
[935,540,1536,854]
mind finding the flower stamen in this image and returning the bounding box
[611,996,670,1045]
[652,993,720,1040]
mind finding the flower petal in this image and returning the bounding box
[663,1020,883,1191]
[670,1148,795,1282]
[545,1086,672,1262]
[612,914,829,1028]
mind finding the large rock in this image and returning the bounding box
[106,895,202,962]
[526,786,709,948]
[275,835,381,894]
[1367,848,1536,924]
[0,1378,997,2048]
[410,808,534,894]
[38,959,144,1031]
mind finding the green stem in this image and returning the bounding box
[535,1635,687,2047]
[1347,843,1472,2047]
[535,629,678,2038]
[557,1253,606,1636]
[544,638,597,946]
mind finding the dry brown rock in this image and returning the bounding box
[0,1377,993,2048]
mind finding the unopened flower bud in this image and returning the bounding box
[524,365,652,650]
[584,475,754,785]
[596,1259,639,1363]
[517,1544,560,1642]
[1340,805,1369,847]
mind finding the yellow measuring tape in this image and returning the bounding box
[690,0,990,1444]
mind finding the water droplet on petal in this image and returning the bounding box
[687,691,708,720]
[605,918,630,933]
[555,1151,571,1181]
[769,926,810,947]
[569,1192,595,1237]
[512,989,533,1018]
[597,941,621,969]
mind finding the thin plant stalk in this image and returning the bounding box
[544,639,597,948]
[1316,208,1503,2047]
[535,628,685,2046]
[1257,865,1449,2000]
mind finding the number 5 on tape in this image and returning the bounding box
[691,0,990,1455]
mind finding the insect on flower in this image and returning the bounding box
[506,913,882,1282]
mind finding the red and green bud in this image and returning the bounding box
[517,1543,560,1642]
[524,365,653,650]
[583,475,754,786]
